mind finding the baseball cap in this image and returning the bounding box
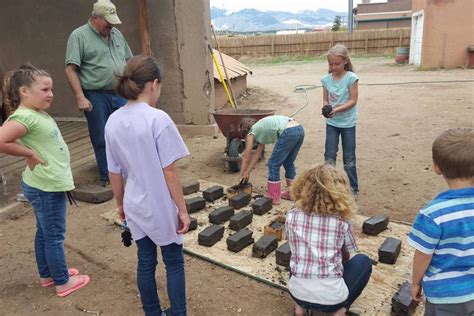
[93,0,122,25]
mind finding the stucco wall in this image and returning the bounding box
[0,0,213,125]
[357,0,412,14]
[412,0,474,68]
[357,19,411,29]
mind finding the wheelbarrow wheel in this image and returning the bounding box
[228,138,244,172]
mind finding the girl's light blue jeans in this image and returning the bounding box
[268,125,305,182]
[324,124,359,193]
[21,181,69,285]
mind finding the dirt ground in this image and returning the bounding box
[0,56,472,315]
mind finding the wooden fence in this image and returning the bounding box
[213,28,411,58]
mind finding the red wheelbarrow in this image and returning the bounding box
[212,109,275,172]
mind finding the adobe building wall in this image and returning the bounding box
[357,19,411,29]
[412,0,474,68]
[357,0,412,14]
[0,0,213,125]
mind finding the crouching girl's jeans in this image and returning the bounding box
[268,125,305,182]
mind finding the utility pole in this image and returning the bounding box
[348,0,354,33]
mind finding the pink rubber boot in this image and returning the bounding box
[281,178,294,200]
[267,181,281,205]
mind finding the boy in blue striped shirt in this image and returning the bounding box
[408,128,474,315]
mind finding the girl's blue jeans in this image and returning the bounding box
[290,254,372,313]
[136,236,186,316]
[324,124,359,193]
[268,125,305,182]
[83,90,127,183]
[21,181,69,285]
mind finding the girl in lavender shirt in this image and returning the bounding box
[105,55,190,316]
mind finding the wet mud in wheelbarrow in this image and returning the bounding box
[211,109,275,172]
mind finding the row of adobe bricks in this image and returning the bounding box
[182,181,290,265]
[182,181,417,315]
[184,181,403,265]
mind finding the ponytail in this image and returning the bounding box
[116,55,162,100]
[1,64,50,120]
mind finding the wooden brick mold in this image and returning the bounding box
[263,215,286,241]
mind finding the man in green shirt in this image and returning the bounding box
[65,0,132,186]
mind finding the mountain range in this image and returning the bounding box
[211,7,346,32]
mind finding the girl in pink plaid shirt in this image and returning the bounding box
[286,164,372,316]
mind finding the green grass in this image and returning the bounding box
[240,53,394,66]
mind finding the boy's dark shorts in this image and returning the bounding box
[425,299,474,316]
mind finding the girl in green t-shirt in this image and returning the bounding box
[0,65,89,297]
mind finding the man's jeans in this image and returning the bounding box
[268,125,305,182]
[83,90,127,182]
[324,124,359,193]
[136,237,186,316]
[21,181,69,285]
[291,254,372,313]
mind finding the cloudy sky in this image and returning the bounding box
[210,0,373,13]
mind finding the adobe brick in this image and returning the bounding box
[198,225,225,247]
[391,282,419,315]
[228,192,251,209]
[185,196,206,213]
[252,197,272,215]
[253,235,278,258]
[188,217,198,231]
[378,237,402,264]
[202,185,224,202]
[229,211,253,231]
[209,206,235,224]
[182,180,200,195]
[362,215,389,236]
[276,242,291,267]
[226,228,254,252]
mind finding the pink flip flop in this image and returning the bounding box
[56,274,90,297]
[40,268,80,287]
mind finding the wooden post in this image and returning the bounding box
[271,37,274,57]
[365,33,369,53]
[398,29,403,47]
[300,37,304,55]
[137,0,151,56]
[241,39,244,58]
